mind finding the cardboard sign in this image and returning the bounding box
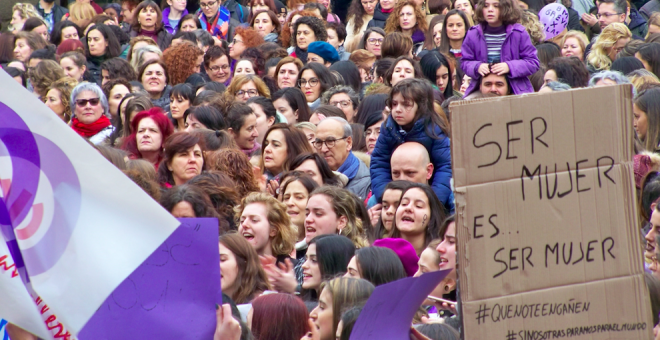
[78,218,220,340]
[450,86,652,339]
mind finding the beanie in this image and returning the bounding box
[307,41,340,64]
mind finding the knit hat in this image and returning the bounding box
[307,41,340,64]
[275,0,287,16]
[635,154,653,189]
[373,238,419,277]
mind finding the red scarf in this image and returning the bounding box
[71,115,112,138]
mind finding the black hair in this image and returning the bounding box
[388,78,449,137]
[419,50,454,100]
[611,56,644,76]
[178,13,202,31]
[101,57,137,82]
[129,80,145,91]
[4,67,27,87]
[290,153,342,187]
[185,73,209,88]
[86,24,122,58]
[292,16,328,49]
[351,123,367,152]
[246,96,278,122]
[107,25,131,45]
[160,184,219,219]
[373,58,394,82]
[271,87,312,122]
[640,172,660,223]
[28,46,57,62]
[536,42,561,67]
[297,62,338,96]
[265,57,282,71]
[50,21,82,46]
[173,30,199,44]
[310,234,356,280]
[329,61,361,93]
[184,105,227,130]
[200,81,226,93]
[638,43,660,79]
[354,247,407,286]
[355,94,387,127]
[326,21,347,43]
[193,90,218,106]
[23,17,47,32]
[414,323,460,340]
[339,307,363,340]
[170,83,196,102]
[303,3,328,20]
[390,183,446,247]
[371,180,413,241]
[226,102,255,132]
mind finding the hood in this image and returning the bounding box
[629,8,647,29]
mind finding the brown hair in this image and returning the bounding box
[187,171,241,232]
[219,232,271,304]
[260,123,315,175]
[137,59,169,85]
[206,149,260,198]
[349,49,377,73]
[31,60,65,97]
[45,76,78,123]
[235,192,297,256]
[156,132,206,186]
[384,0,429,34]
[162,41,204,85]
[274,56,304,85]
[250,10,282,34]
[381,32,413,59]
[14,31,48,52]
[474,0,522,25]
[226,74,271,99]
[131,0,164,33]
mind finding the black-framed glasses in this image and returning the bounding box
[209,64,229,72]
[76,98,100,107]
[231,38,244,45]
[200,0,218,8]
[236,89,258,97]
[313,136,348,149]
[596,12,622,18]
[298,78,319,87]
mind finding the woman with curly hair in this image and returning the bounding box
[187,171,241,232]
[520,10,545,46]
[345,0,376,48]
[384,0,428,56]
[586,23,632,73]
[226,74,271,102]
[207,148,260,199]
[162,41,204,85]
[44,76,78,123]
[289,16,328,63]
[228,26,264,63]
[29,60,64,99]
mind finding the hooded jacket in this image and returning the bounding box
[461,22,540,97]
[161,7,190,34]
[223,0,249,24]
[367,4,389,29]
[628,7,648,38]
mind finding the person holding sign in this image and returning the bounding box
[460,0,539,97]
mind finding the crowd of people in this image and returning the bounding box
[5,0,660,338]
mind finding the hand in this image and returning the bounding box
[261,256,298,293]
[478,63,490,76]
[214,304,241,340]
[581,13,598,26]
[491,62,510,75]
[267,179,280,198]
[368,203,382,227]
[434,300,457,315]
[301,318,320,340]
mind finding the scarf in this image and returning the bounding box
[71,115,111,138]
[411,29,425,44]
[197,7,230,39]
[337,151,360,181]
[241,142,260,157]
[295,46,308,64]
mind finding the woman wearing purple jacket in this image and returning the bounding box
[162,0,189,35]
[460,0,539,97]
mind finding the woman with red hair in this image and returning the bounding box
[122,108,174,169]
[249,293,310,340]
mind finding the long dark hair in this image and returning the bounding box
[183,105,227,130]
[329,61,362,93]
[438,10,471,55]
[371,181,413,241]
[272,87,312,123]
[290,153,342,187]
[50,20,82,46]
[635,88,660,152]
[387,78,450,137]
[86,24,121,58]
[420,51,454,99]
[355,93,387,127]
[389,183,446,249]
[547,56,589,88]
[157,132,207,186]
[160,184,220,221]
[311,234,356,280]
[384,56,424,87]
[638,43,660,79]
[354,247,408,286]
[297,62,338,96]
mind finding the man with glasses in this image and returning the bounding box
[196,0,232,41]
[597,0,647,37]
[314,117,371,200]
[321,85,359,122]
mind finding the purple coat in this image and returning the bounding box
[461,23,540,97]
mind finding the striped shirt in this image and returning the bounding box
[484,25,507,63]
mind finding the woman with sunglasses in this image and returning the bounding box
[70,82,115,145]
[296,63,337,111]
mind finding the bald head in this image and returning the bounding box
[391,142,433,184]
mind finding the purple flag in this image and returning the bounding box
[78,218,220,340]
[350,269,452,340]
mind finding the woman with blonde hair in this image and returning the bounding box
[560,30,589,61]
[67,2,97,31]
[306,186,369,248]
[236,192,297,262]
[10,3,42,32]
[130,45,163,73]
[225,74,271,102]
[586,23,632,73]
[628,69,660,91]
[384,0,429,56]
[44,77,78,123]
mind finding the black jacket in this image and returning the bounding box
[366,4,389,29]
[567,7,585,32]
[37,4,68,27]
[129,29,173,52]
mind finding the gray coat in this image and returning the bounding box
[344,159,371,201]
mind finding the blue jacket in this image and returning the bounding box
[369,115,454,212]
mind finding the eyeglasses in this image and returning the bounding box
[236,89,258,97]
[596,12,622,18]
[313,136,348,149]
[200,0,217,8]
[368,38,383,45]
[231,38,244,45]
[330,100,352,108]
[76,98,101,107]
[209,64,229,72]
[298,78,319,87]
